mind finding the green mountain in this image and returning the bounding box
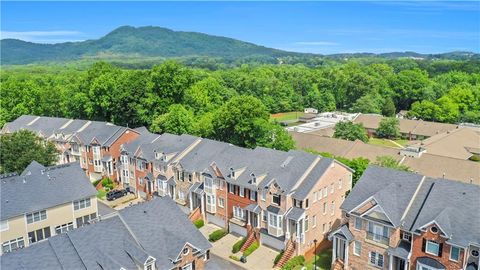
[1,25,478,65]
[0,26,303,65]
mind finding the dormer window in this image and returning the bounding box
[155,152,160,160]
[230,168,235,178]
[251,173,256,184]
[430,226,438,234]
[183,247,189,255]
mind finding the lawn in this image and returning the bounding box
[292,249,332,270]
[367,138,408,148]
[97,189,107,199]
[270,111,303,122]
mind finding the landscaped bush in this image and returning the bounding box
[242,241,259,257]
[229,255,240,261]
[232,237,247,253]
[208,229,227,242]
[281,255,305,270]
[274,250,284,265]
[470,154,480,162]
[101,178,114,190]
[193,219,204,229]
[92,179,101,188]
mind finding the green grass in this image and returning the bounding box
[291,249,332,270]
[368,138,403,148]
[270,111,303,122]
[96,189,107,200]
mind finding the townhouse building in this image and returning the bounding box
[329,166,480,270]
[0,161,98,255]
[2,115,140,181]
[1,197,212,270]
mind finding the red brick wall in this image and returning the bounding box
[226,185,257,220]
[410,224,464,270]
[104,129,139,181]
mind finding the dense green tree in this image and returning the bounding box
[333,121,369,142]
[375,156,410,171]
[211,95,269,148]
[253,119,295,151]
[0,130,59,173]
[150,104,194,135]
[376,118,400,139]
[351,92,384,114]
[382,98,396,117]
[409,100,440,121]
[390,68,433,110]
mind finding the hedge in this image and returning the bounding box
[193,219,204,229]
[242,241,259,257]
[229,255,240,261]
[232,237,247,253]
[281,255,305,270]
[92,179,101,188]
[208,229,227,242]
[274,250,284,265]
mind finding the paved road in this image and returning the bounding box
[206,255,245,270]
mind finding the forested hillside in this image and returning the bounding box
[2,58,479,141]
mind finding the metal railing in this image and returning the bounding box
[366,231,390,245]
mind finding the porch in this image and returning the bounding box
[387,240,410,270]
[328,224,354,269]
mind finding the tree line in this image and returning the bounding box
[1,59,479,150]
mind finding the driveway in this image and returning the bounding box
[206,254,245,270]
[200,223,279,270]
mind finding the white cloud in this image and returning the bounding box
[0,30,83,43]
[294,41,339,46]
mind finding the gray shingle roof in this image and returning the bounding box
[285,207,305,221]
[291,158,334,200]
[341,166,424,227]
[1,197,212,270]
[0,161,97,221]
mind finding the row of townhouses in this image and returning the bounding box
[2,115,354,264]
[0,161,212,270]
[329,166,480,270]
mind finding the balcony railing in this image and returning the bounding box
[366,231,390,246]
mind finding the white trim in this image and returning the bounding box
[400,176,425,222]
[361,203,395,227]
[349,196,376,213]
[425,240,440,256]
[418,220,448,238]
[449,245,461,262]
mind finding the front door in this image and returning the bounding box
[395,257,405,270]
[251,212,258,227]
[169,185,175,198]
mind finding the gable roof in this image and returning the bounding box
[0,161,96,221]
[0,197,212,270]
[341,166,424,227]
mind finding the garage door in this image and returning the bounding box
[207,213,225,228]
[260,232,285,251]
[229,222,247,237]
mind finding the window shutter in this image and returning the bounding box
[422,239,426,252]
[438,243,443,257]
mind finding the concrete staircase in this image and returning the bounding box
[274,240,296,268]
[240,227,259,252]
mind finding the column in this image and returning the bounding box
[389,254,393,270]
[344,240,349,267]
[189,192,193,210]
[332,237,337,261]
[286,219,290,239]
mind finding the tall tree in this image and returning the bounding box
[0,130,59,173]
[333,121,369,142]
[376,117,400,139]
[150,104,194,135]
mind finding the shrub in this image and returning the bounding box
[281,255,305,270]
[101,178,114,190]
[193,219,204,229]
[274,250,284,265]
[242,241,259,257]
[232,237,247,253]
[208,229,227,242]
[229,255,240,261]
[469,154,480,162]
[92,179,101,188]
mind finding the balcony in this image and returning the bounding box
[366,231,390,246]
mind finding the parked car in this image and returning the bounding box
[106,189,127,201]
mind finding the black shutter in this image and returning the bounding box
[438,243,443,257]
[422,239,426,252]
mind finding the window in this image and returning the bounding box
[239,187,244,197]
[338,179,342,189]
[188,174,192,183]
[368,222,389,244]
[353,241,362,256]
[450,246,460,261]
[2,237,25,253]
[228,183,234,194]
[331,201,335,215]
[268,213,282,229]
[323,188,327,198]
[305,216,309,232]
[28,227,51,244]
[312,215,317,228]
[145,264,153,270]
[369,251,383,267]
[305,199,309,209]
[76,213,96,228]
[183,247,189,255]
[293,199,303,208]
[218,198,225,208]
[426,240,440,256]
[354,217,362,230]
[0,221,8,231]
[322,223,326,233]
[313,192,318,202]
[263,211,267,222]
[401,231,411,242]
[26,210,47,224]
[233,206,245,220]
[250,190,257,201]
[261,189,267,201]
[323,202,327,215]
[55,222,74,234]
[272,194,281,206]
[73,198,91,211]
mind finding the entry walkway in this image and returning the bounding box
[200,223,279,270]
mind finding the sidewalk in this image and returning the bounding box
[200,223,279,270]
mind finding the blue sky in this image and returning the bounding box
[1,1,479,54]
